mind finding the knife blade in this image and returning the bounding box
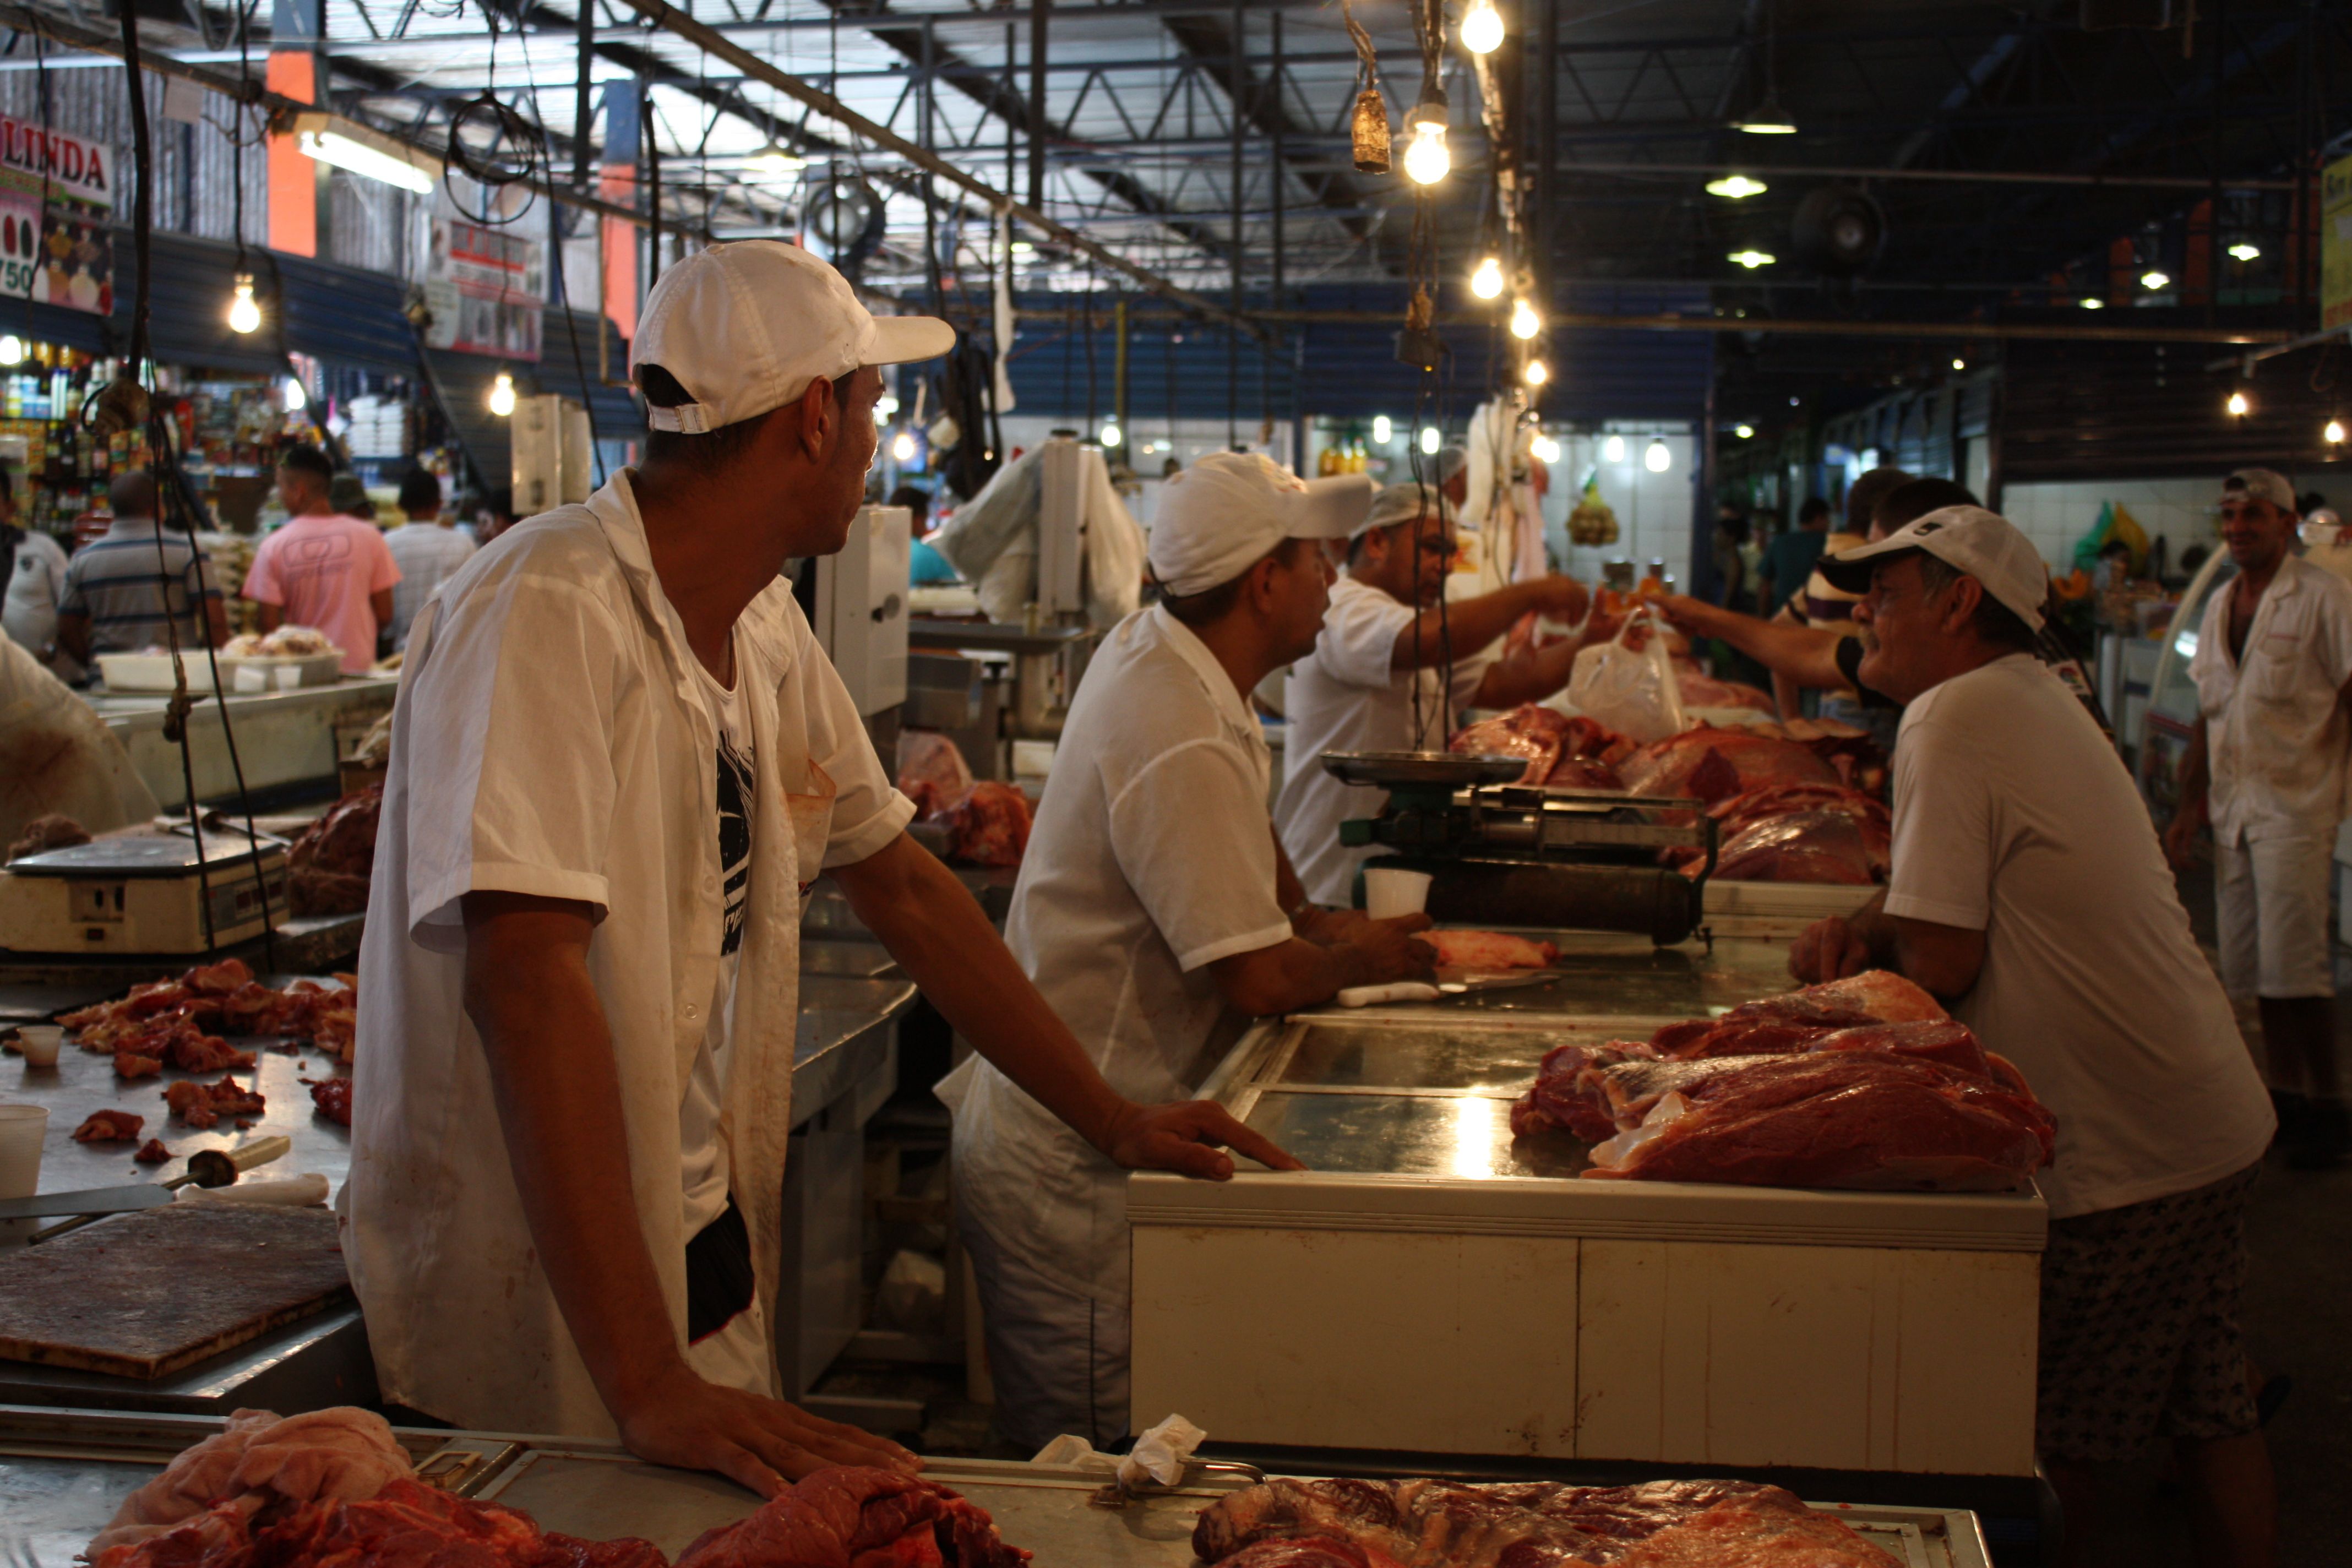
[1434,968,1560,995]
[0,1183,177,1221]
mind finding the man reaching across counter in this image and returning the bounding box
[1788,507,2277,1568]
[348,243,1292,1496]
[1276,480,1591,905]
[945,453,1438,1451]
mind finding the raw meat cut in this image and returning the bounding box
[73,1109,144,1142]
[308,1075,353,1126]
[896,729,976,818]
[1543,756,1625,791]
[87,1406,411,1558]
[287,786,380,917]
[165,1075,266,1130]
[1712,809,1877,884]
[115,1051,162,1080]
[7,812,89,861]
[135,1138,172,1163]
[941,780,1033,867]
[1426,930,1559,970]
[1583,1049,2055,1190]
[676,1466,1029,1568]
[1647,971,1944,1059]
[1673,668,1777,716]
[1451,707,1632,788]
[1615,726,1838,804]
[1193,1477,1902,1568]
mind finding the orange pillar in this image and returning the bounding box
[599,83,640,340]
[266,51,317,258]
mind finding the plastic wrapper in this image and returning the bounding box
[1032,1411,1207,1491]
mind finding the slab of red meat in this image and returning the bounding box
[1193,1477,1902,1567]
[1674,669,1777,716]
[1542,755,1625,791]
[74,1109,145,1142]
[308,1076,353,1126]
[135,1138,172,1163]
[1425,930,1558,970]
[7,812,91,861]
[1451,707,1565,783]
[1585,1050,2055,1190]
[1616,726,1838,804]
[165,1076,266,1131]
[1712,809,1878,884]
[677,1467,1028,1568]
[1509,1040,1649,1142]
[943,781,1032,867]
[287,787,381,918]
[1648,971,1944,1059]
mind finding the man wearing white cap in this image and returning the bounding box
[349,242,1286,1493]
[2166,469,2352,1169]
[943,452,1438,1449]
[1276,480,1591,905]
[1790,507,2277,1567]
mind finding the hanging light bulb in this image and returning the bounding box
[1951,357,1966,371]
[1419,425,1441,455]
[1099,421,1123,448]
[2225,390,2250,418]
[1603,433,1626,464]
[488,371,516,417]
[1644,437,1672,473]
[892,429,918,462]
[1734,423,1755,440]
[2079,296,2106,310]
[1531,434,1560,464]
[1469,255,1504,300]
[0,335,23,367]
[1705,173,1768,199]
[1509,298,1541,340]
[283,374,307,412]
[747,143,805,178]
[1371,415,1392,444]
[2326,418,2347,445]
[1460,0,1505,55]
[2228,242,2261,262]
[1728,249,1776,269]
[1402,108,1450,186]
[1523,357,1549,387]
[227,274,261,335]
[2141,269,2170,291]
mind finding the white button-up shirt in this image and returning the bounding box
[942,605,1292,1305]
[1274,574,1493,906]
[2188,553,2352,845]
[346,471,912,1436]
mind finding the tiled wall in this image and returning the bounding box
[1548,432,1699,592]
[1998,477,2222,572]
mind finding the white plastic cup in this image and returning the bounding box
[0,1103,46,1200]
[1362,866,1434,921]
[11,1026,61,1068]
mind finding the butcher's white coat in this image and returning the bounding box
[943,605,1292,1424]
[345,471,913,1436]
[2187,552,2352,845]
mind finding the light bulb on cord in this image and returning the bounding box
[1644,437,1672,473]
[227,274,261,334]
[2141,269,2170,291]
[1705,174,1768,199]
[1728,249,1776,269]
[0,335,23,367]
[283,375,307,412]
[1402,115,1450,186]
[1734,423,1755,439]
[892,429,918,462]
[2326,418,2346,445]
[1099,421,1123,448]
[1523,357,1549,387]
[1509,298,1540,340]
[1419,426,1441,456]
[1470,255,1504,299]
[1603,434,1626,464]
[1531,434,1560,464]
[1460,0,1505,55]
[488,371,515,417]
[2228,242,2261,262]
[1372,415,1392,444]
[2225,391,2250,418]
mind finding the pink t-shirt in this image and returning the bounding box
[242,513,402,673]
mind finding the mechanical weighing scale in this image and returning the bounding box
[0,827,289,955]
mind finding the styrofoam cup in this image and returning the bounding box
[11,1026,61,1068]
[1363,866,1434,921]
[0,1104,46,1199]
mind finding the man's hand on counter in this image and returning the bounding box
[1096,1098,1308,1179]
[613,1363,919,1498]
[1790,915,1872,985]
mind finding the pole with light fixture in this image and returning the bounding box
[1732,1,1797,134]
[287,109,443,194]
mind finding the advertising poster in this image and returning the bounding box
[423,213,544,361]
[0,113,115,315]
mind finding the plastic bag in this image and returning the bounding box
[1567,607,1686,744]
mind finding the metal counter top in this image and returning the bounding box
[81,676,398,812]
[78,673,400,732]
[791,973,917,1121]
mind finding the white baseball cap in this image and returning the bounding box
[1817,505,2049,631]
[630,241,955,433]
[1149,452,1374,597]
[2223,467,2296,511]
[1353,480,1456,540]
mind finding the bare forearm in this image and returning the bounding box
[1474,635,1578,708]
[1218,935,1384,1016]
[1393,581,1548,672]
[836,837,1126,1151]
[1842,889,1899,969]
[462,905,682,1415]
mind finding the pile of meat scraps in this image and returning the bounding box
[287,785,381,917]
[677,1467,1029,1567]
[1193,1476,1903,1567]
[1510,971,2056,1191]
[1450,708,1633,790]
[61,958,357,1069]
[895,732,1033,867]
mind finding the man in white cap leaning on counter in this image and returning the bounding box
[2165,467,2352,1169]
[1789,507,2278,1568]
[1276,479,1591,906]
[944,452,1439,1451]
[348,241,1289,1497]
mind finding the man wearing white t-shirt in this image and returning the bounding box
[348,243,1289,1498]
[1275,481,1590,905]
[1792,507,2277,1568]
[2166,469,2352,1169]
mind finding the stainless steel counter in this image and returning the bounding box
[84,676,398,810]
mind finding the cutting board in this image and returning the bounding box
[0,1203,350,1378]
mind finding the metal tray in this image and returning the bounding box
[1318,750,1529,788]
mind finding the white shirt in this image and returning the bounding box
[4,530,73,679]
[383,521,478,652]
[1275,574,1493,906]
[346,471,914,1436]
[942,605,1292,1304]
[1886,654,2274,1218]
[2187,553,2352,845]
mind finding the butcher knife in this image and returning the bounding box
[1434,968,1560,995]
[10,1135,292,1242]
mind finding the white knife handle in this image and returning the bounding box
[1335,982,1442,1008]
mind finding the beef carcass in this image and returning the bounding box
[1193,1477,1902,1568]
[676,1466,1029,1568]
[287,786,380,917]
[1427,930,1559,970]
[73,1109,144,1142]
[1615,726,1839,804]
[1583,1049,2055,1191]
[942,780,1033,867]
